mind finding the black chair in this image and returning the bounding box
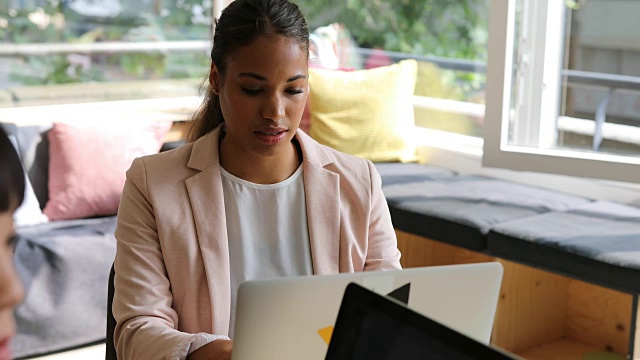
[106,263,117,360]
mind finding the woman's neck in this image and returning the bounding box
[219,135,302,185]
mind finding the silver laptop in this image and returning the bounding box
[232,262,503,360]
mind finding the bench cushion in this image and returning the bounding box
[382,175,591,251]
[13,217,117,358]
[374,162,456,186]
[488,201,640,293]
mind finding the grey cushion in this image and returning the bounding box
[13,217,117,358]
[27,128,50,209]
[374,162,456,186]
[0,122,52,209]
[382,176,592,251]
[488,201,640,292]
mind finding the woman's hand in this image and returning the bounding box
[187,339,233,360]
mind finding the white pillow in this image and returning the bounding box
[7,134,49,227]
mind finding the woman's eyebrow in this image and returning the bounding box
[286,74,307,82]
[237,73,307,83]
[238,72,267,81]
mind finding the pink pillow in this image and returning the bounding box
[43,121,172,221]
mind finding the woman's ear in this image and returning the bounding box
[209,63,220,95]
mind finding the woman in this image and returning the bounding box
[113,0,401,359]
[0,127,26,360]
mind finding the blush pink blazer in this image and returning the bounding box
[113,126,401,359]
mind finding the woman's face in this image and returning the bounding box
[212,34,309,159]
[0,211,23,360]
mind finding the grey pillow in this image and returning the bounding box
[1,126,49,226]
[1,122,52,209]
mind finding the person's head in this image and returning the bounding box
[188,0,309,144]
[0,126,26,358]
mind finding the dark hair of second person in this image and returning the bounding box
[0,126,26,360]
[0,127,25,212]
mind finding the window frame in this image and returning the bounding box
[483,0,640,184]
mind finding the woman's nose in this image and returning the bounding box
[262,93,285,121]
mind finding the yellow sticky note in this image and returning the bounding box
[317,326,334,345]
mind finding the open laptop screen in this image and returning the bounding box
[326,283,519,360]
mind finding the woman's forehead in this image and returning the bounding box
[227,35,308,77]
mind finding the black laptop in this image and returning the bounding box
[325,282,521,360]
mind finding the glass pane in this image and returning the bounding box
[560,0,640,157]
[508,0,640,158]
[297,0,489,137]
[0,0,212,107]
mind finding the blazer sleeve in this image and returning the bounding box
[363,160,402,271]
[113,158,227,359]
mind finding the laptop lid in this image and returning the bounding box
[326,282,519,360]
[232,262,503,360]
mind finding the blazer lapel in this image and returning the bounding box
[298,130,341,275]
[185,128,231,334]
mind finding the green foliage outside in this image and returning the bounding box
[298,0,488,61]
[4,0,487,85]
[297,0,489,135]
[1,0,212,86]
[2,0,489,135]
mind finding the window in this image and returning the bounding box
[6,0,637,184]
[0,0,216,108]
[484,0,640,183]
[296,0,490,140]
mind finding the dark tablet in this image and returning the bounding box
[325,282,520,360]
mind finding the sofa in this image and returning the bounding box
[3,120,174,359]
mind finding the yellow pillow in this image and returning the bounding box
[309,59,418,162]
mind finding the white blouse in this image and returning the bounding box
[221,165,313,338]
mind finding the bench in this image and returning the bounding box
[376,162,640,360]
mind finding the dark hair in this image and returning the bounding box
[188,0,309,141]
[0,126,25,213]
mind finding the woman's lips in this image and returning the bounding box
[0,337,12,360]
[255,129,287,145]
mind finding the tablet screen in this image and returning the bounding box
[326,283,519,360]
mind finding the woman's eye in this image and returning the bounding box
[286,89,304,95]
[241,88,262,96]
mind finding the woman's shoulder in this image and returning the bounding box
[297,130,370,169]
[298,131,376,185]
[321,144,371,170]
[128,141,197,182]
[141,141,194,167]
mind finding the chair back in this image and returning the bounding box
[106,263,117,360]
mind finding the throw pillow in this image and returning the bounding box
[2,123,53,210]
[4,131,49,227]
[43,120,172,221]
[309,59,418,162]
[300,65,355,134]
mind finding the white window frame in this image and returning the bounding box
[483,0,640,184]
[213,0,230,21]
